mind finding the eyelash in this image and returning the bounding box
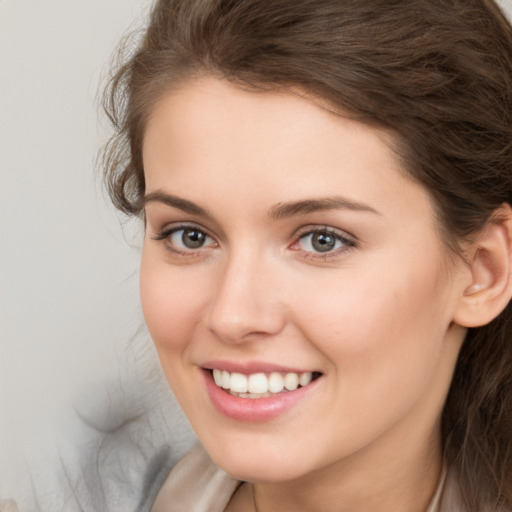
[152,224,217,257]
[291,226,356,261]
[152,224,356,260]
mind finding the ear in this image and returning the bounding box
[453,204,512,328]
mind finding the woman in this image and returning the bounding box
[102,0,512,510]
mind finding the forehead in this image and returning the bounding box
[143,77,393,161]
[142,77,434,228]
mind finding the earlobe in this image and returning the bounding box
[454,204,512,328]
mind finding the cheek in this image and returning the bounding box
[139,253,206,354]
[288,258,454,448]
[293,252,451,378]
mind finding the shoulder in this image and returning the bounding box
[149,445,241,512]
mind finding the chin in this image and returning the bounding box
[203,436,314,483]
[219,458,306,484]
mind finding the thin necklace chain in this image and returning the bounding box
[250,483,259,512]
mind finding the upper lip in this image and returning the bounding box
[200,360,320,375]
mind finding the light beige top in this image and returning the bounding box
[150,445,465,512]
[0,500,19,512]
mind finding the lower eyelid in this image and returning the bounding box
[297,240,355,260]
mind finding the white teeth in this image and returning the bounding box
[230,372,248,393]
[268,372,284,393]
[248,373,269,394]
[213,369,223,387]
[221,370,230,389]
[299,372,313,386]
[238,392,272,399]
[211,369,315,396]
[284,372,299,391]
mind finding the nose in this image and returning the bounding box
[205,249,286,344]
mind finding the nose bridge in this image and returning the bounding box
[206,245,285,343]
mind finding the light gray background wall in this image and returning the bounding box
[1,0,511,510]
[0,2,194,510]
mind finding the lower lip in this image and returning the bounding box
[203,370,319,422]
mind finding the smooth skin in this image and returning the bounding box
[140,78,512,512]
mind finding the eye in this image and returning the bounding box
[153,225,217,254]
[293,228,354,255]
[170,227,210,249]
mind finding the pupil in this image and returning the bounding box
[312,232,335,252]
[182,229,205,249]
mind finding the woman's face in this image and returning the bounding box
[140,78,467,483]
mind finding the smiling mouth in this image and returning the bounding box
[210,369,322,399]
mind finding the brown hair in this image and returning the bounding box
[102,0,512,509]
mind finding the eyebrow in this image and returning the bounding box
[142,190,380,220]
[268,196,380,220]
[143,191,212,218]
